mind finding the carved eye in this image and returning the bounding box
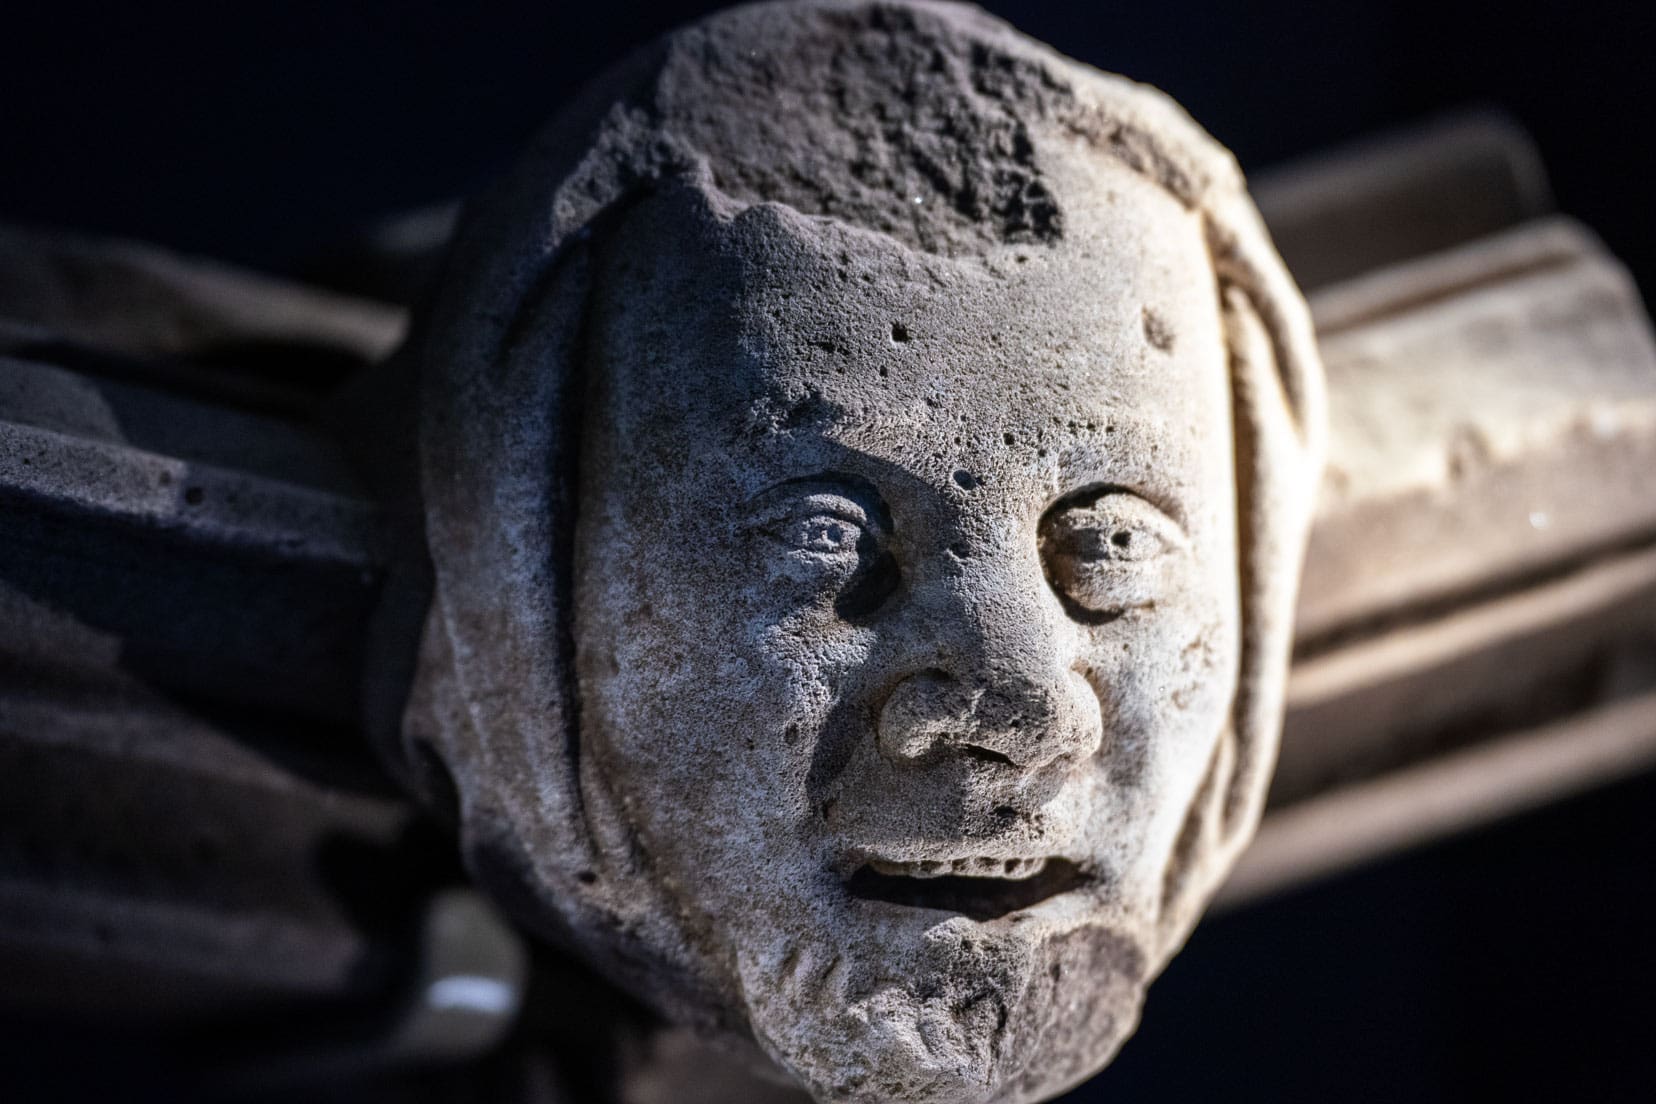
[769,510,866,558]
[749,483,899,618]
[1039,491,1185,621]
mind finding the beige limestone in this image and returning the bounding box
[396,3,1323,1102]
[1252,111,1550,291]
[1279,543,1656,807]
[1300,217,1656,642]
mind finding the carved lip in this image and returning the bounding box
[843,856,1092,921]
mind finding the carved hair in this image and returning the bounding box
[400,0,1324,1004]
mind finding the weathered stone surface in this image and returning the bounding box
[398,3,1323,1102]
[8,191,1655,1067]
[311,111,1550,309]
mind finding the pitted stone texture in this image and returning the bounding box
[400,3,1323,1102]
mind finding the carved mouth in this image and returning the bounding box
[844,857,1091,921]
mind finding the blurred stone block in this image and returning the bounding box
[1238,214,1656,903]
[1276,545,1656,809]
[1254,110,1552,290]
[1225,687,1656,908]
[0,356,384,722]
[1298,217,1656,643]
[0,680,419,1022]
[0,224,405,414]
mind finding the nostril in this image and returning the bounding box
[878,664,1095,769]
[961,744,1016,768]
[876,669,962,764]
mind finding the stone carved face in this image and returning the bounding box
[403,4,1322,1102]
[569,167,1237,1100]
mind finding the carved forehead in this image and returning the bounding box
[585,164,1225,467]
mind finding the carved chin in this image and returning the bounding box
[738,941,1014,1104]
[734,918,1148,1104]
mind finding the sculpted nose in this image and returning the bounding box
[874,537,1104,772]
[876,659,1102,772]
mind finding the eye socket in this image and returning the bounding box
[1039,490,1185,621]
[746,482,900,618]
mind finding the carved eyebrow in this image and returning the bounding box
[1047,425,1200,533]
[1042,483,1189,537]
[741,473,894,530]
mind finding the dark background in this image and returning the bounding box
[4,2,1654,1101]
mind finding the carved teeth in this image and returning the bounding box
[866,857,1049,880]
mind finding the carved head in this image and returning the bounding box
[400,3,1323,1101]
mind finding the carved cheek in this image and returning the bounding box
[1074,622,1163,788]
[1077,578,1234,791]
[754,618,874,723]
[590,529,768,760]
[742,534,882,711]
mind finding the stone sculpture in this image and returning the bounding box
[14,1,1656,1093]
[383,3,1325,1100]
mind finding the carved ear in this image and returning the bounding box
[1158,203,1325,946]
